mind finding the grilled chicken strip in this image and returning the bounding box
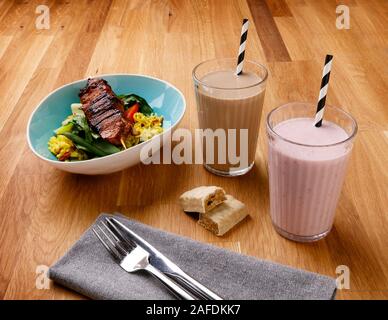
[79,78,130,146]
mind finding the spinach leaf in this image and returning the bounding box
[92,140,121,154]
[71,113,99,142]
[62,133,120,157]
[62,133,108,157]
[118,94,154,115]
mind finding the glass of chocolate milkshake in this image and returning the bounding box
[193,58,268,176]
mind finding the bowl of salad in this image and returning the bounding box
[27,74,186,174]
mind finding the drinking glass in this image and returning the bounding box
[266,102,358,242]
[193,58,268,176]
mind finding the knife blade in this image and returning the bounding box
[107,216,223,300]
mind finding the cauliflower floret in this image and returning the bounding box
[139,127,164,142]
[48,135,87,161]
[124,135,140,148]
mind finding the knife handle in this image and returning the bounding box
[167,272,223,300]
[146,264,197,300]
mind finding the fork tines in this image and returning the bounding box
[92,218,137,261]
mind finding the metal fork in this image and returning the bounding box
[92,220,196,300]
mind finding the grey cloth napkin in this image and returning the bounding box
[49,213,337,300]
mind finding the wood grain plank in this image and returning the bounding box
[274,17,314,61]
[0,1,32,36]
[0,33,54,126]
[0,35,12,60]
[335,0,358,6]
[247,0,291,61]
[265,0,293,17]
[0,1,90,199]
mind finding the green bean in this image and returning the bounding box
[93,140,121,154]
[62,132,109,157]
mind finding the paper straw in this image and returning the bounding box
[236,18,249,75]
[314,54,333,127]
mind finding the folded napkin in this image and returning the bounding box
[49,213,336,300]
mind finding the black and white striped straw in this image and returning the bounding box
[314,54,333,127]
[236,18,249,76]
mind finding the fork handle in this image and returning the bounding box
[145,264,196,300]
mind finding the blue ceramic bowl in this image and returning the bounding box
[27,74,186,174]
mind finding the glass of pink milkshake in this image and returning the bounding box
[266,102,357,242]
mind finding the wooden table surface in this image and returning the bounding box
[0,0,387,300]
